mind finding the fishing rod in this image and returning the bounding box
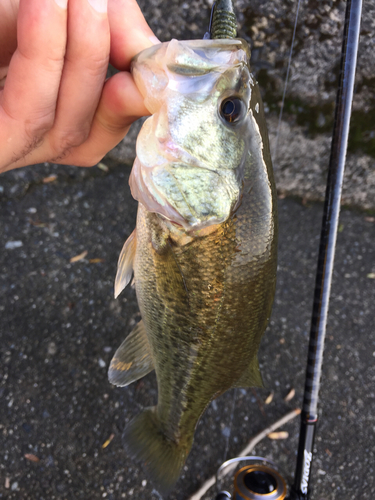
[288,0,362,498]
[198,0,363,499]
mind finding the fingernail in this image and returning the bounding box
[87,0,107,13]
[149,35,161,45]
[55,0,68,9]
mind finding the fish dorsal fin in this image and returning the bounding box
[108,320,154,387]
[114,229,137,299]
[234,357,264,388]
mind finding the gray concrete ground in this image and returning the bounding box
[1,1,375,499]
[0,161,374,500]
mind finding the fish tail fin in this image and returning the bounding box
[123,407,190,495]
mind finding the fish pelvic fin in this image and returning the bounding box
[234,356,264,388]
[108,320,154,387]
[123,408,192,495]
[114,229,137,299]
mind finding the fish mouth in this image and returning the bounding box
[129,157,240,231]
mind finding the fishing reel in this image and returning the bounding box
[213,457,287,500]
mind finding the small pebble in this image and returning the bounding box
[5,241,23,250]
[47,342,57,356]
[221,426,231,438]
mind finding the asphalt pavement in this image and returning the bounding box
[0,158,374,500]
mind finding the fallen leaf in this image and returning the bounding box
[325,448,332,457]
[264,391,274,405]
[268,431,289,440]
[70,251,88,263]
[338,223,344,233]
[89,258,105,264]
[365,217,375,223]
[367,273,375,279]
[284,388,295,402]
[97,162,109,172]
[42,175,57,184]
[24,453,40,462]
[102,433,115,449]
[5,477,10,489]
[29,219,47,228]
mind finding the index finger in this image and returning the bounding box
[108,0,159,70]
[0,0,67,167]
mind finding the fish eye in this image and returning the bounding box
[220,97,245,124]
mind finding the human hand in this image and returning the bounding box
[0,0,158,173]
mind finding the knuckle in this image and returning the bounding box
[85,55,109,79]
[66,50,108,79]
[24,113,55,144]
[54,127,91,155]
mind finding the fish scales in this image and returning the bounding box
[109,38,277,494]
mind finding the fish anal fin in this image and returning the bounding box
[123,407,192,495]
[108,320,154,387]
[234,357,264,388]
[114,229,137,299]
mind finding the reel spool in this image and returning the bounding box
[215,457,287,500]
[233,464,286,500]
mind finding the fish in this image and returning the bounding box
[108,38,278,494]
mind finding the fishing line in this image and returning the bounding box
[151,489,164,500]
[273,0,302,167]
[222,388,238,464]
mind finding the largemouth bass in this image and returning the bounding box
[109,38,277,494]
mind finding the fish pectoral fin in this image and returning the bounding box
[114,229,137,299]
[234,357,264,388]
[108,320,154,387]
